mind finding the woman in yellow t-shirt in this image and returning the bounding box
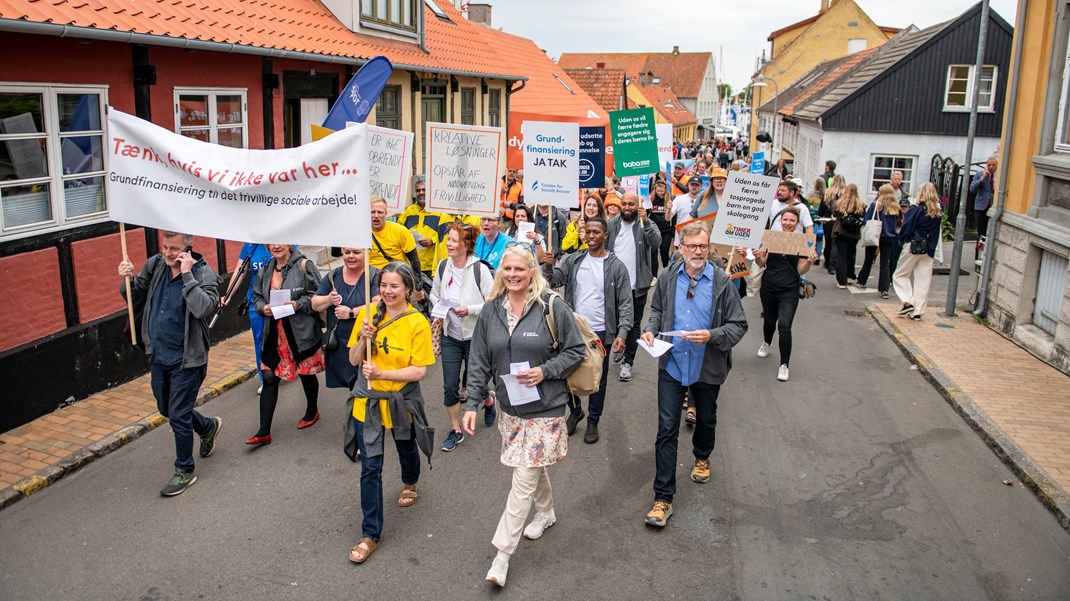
[345,262,434,565]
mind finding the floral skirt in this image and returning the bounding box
[498,411,568,468]
[266,323,324,381]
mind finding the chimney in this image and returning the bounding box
[466,3,493,26]
[818,0,835,14]
[596,62,605,69]
[672,45,680,56]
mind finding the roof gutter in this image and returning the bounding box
[0,18,525,82]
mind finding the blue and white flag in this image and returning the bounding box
[322,56,394,130]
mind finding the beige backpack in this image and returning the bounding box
[545,292,606,397]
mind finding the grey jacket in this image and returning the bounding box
[644,261,748,385]
[465,292,586,418]
[606,215,662,291]
[120,252,219,368]
[345,378,434,466]
[252,251,323,353]
[543,250,633,343]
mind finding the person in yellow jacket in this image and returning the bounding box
[562,195,607,253]
[400,176,443,284]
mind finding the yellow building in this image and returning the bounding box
[980,0,1070,375]
[627,82,697,142]
[749,0,898,157]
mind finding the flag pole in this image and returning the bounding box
[119,222,137,346]
[364,253,372,363]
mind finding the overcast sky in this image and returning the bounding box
[486,0,1018,92]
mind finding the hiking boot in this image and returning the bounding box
[441,430,464,452]
[565,409,584,436]
[199,417,222,458]
[691,458,711,483]
[619,363,633,382]
[645,500,673,527]
[160,470,197,497]
[523,510,557,540]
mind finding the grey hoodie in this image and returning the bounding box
[606,214,662,290]
[465,292,586,418]
[543,250,633,344]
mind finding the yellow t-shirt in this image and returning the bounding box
[369,221,417,269]
[347,303,435,427]
[433,213,482,267]
[401,204,443,272]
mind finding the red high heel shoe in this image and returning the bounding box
[297,412,320,430]
[245,434,272,446]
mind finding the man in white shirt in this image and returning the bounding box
[607,193,662,382]
[768,180,814,233]
[669,177,703,245]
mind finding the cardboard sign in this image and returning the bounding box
[522,121,580,209]
[610,107,659,177]
[759,229,818,256]
[726,250,750,280]
[426,122,503,216]
[674,212,717,235]
[710,171,779,248]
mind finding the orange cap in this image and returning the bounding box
[711,167,729,179]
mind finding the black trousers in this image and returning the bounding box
[759,286,799,366]
[834,236,858,285]
[623,288,648,365]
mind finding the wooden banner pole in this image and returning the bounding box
[119,222,137,346]
[364,253,372,364]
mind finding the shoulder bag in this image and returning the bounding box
[861,205,882,247]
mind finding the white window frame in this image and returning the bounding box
[173,88,248,148]
[943,64,998,113]
[1053,25,1070,153]
[870,154,916,197]
[0,83,109,241]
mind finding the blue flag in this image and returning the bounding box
[322,56,394,130]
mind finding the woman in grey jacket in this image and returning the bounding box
[462,244,586,588]
[247,244,324,446]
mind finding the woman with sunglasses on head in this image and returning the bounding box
[562,194,607,253]
[462,244,586,588]
[346,262,435,565]
[311,248,381,394]
[432,222,497,452]
[506,204,546,255]
[751,207,818,382]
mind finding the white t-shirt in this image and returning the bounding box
[575,254,607,331]
[670,194,697,244]
[614,220,637,289]
[768,199,814,231]
[445,263,465,339]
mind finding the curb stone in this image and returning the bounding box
[0,366,257,512]
[868,304,1070,535]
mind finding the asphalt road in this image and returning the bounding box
[2,265,1069,601]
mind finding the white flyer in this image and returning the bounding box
[500,374,540,405]
[430,299,457,319]
[660,330,690,337]
[270,304,295,319]
[269,289,291,307]
[516,221,536,239]
[638,337,673,358]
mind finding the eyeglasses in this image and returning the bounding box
[687,276,698,300]
[681,244,709,253]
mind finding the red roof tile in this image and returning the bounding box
[557,51,712,100]
[0,0,525,79]
[778,47,876,116]
[561,68,627,114]
[633,84,695,126]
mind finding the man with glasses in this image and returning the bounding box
[475,213,514,269]
[607,193,662,382]
[640,223,747,527]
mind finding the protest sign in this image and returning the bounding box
[609,107,659,177]
[639,173,652,208]
[759,230,818,256]
[674,212,717,235]
[507,111,610,172]
[620,176,639,196]
[578,126,606,188]
[107,108,371,248]
[750,151,765,174]
[726,250,750,280]
[426,122,503,216]
[522,121,579,209]
[710,172,778,248]
[656,123,673,172]
[311,123,412,211]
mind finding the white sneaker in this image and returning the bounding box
[777,364,789,381]
[523,510,557,540]
[486,557,509,587]
[757,342,770,358]
[257,384,263,395]
[619,363,632,382]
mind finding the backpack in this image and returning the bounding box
[544,292,606,397]
[436,258,494,299]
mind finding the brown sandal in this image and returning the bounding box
[398,483,418,507]
[349,537,379,564]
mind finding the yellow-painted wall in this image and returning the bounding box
[749,0,895,149]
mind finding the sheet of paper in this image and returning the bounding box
[516,221,536,239]
[411,230,426,242]
[430,299,457,319]
[510,361,531,375]
[270,303,295,319]
[638,337,673,358]
[642,196,653,210]
[269,289,291,307]
[817,217,835,223]
[660,330,690,337]
[500,374,540,405]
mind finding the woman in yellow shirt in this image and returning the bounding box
[346,262,435,565]
[561,195,607,253]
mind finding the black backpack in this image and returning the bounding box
[839,212,865,233]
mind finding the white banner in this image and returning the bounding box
[107,108,371,247]
[656,123,673,172]
[710,172,779,248]
[426,122,503,215]
[522,121,580,209]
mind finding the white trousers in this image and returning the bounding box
[491,465,553,555]
[893,252,934,316]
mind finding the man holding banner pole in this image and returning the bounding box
[607,193,662,382]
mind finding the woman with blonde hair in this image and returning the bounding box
[894,182,943,320]
[821,174,847,273]
[462,244,586,588]
[856,185,902,298]
[831,183,866,289]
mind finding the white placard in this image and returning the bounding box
[522,121,580,209]
[656,123,673,173]
[709,172,780,248]
[426,122,504,216]
[107,108,372,248]
[365,125,414,212]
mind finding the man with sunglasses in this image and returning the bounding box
[639,222,747,527]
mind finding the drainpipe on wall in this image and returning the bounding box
[975,0,1028,317]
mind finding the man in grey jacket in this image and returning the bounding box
[639,222,747,527]
[606,192,662,382]
[119,231,222,497]
[543,217,632,443]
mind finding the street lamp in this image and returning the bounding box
[751,75,780,162]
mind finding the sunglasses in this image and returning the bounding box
[687,276,699,300]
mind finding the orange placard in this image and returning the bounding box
[674,212,717,234]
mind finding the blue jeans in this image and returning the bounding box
[249,309,265,379]
[569,330,610,424]
[440,336,470,407]
[149,360,211,472]
[654,369,720,503]
[355,421,421,541]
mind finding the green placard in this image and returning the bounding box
[609,107,659,177]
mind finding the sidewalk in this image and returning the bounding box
[0,333,258,511]
[870,303,1070,532]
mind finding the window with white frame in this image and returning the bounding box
[0,85,108,239]
[174,89,247,148]
[871,155,915,195]
[944,65,998,112]
[1054,25,1070,152]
